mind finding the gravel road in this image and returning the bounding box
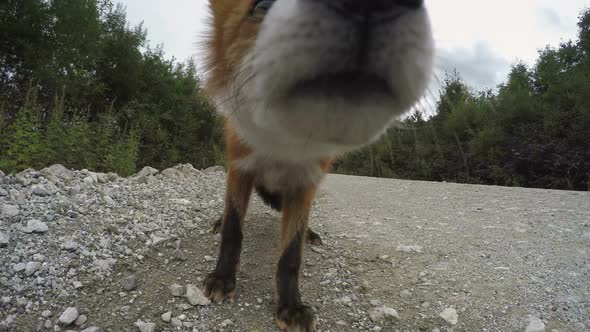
[1,166,588,332]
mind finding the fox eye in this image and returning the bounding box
[250,0,274,22]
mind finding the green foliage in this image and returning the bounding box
[0,0,222,176]
[335,9,590,191]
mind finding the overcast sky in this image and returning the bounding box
[117,0,587,90]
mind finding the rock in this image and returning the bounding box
[74,315,87,326]
[169,284,185,297]
[0,231,9,247]
[81,327,103,332]
[41,310,53,318]
[41,165,74,181]
[213,233,222,243]
[25,261,42,276]
[13,262,26,273]
[172,249,187,261]
[58,307,79,325]
[220,319,233,327]
[93,258,117,272]
[22,220,49,234]
[96,173,108,183]
[439,308,459,326]
[203,166,225,173]
[525,316,546,332]
[395,245,423,253]
[161,168,178,177]
[204,255,215,262]
[369,306,399,322]
[171,318,182,327]
[161,311,172,323]
[62,240,79,251]
[103,196,115,206]
[106,172,119,182]
[133,175,149,184]
[73,281,83,289]
[44,319,53,329]
[124,274,139,291]
[2,204,20,218]
[136,166,159,177]
[32,185,51,196]
[186,284,211,306]
[134,320,156,332]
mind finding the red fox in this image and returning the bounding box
[202,0,434,330]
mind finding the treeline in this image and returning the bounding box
[0,0,223,176]
[334,9,590,191]
[1,1,588,190]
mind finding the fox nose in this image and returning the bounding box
[326,0,423,15]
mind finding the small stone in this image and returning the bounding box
[25,261,42,276]
[16,297,28,307]
[400,289,412,298]
[62,240,79,251]
[103,196,115,205]
[73,281,83,289]
[213,233,222,243]
[58,307,79,325]
[173,249,187,261]
[45,319,53,329]
[22,220,48,234]
[203,166,225,173]
[136,166,159,177]
[81,327,103,332]
[186,284,211,306]
[439,308,459,326]
[169,284,185,297]
[32,185,50,196]
[221,319,233,327]
[171,318,182,327]
[134,320,156,332]
[0,231,9,247]
[33,253,45,262]
[525,316,546,332]
[93,258,117,272]
[204,255,215,262]
[2,204,20,218]
[41,310,53,318]
[13,262,26,273]
[395,245,423,253]
[161,311,172,322]
[369,306,399,322]
[75,315,87,326]
[124,274,139,291]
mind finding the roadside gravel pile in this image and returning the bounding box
[0,164,226,331]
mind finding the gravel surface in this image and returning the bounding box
[0,166,588,331]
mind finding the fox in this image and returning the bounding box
[202,0,434,330]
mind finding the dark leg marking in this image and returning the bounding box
[203,205,242,303]
[276,231,316,331]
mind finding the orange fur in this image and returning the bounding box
[204,0,259,96]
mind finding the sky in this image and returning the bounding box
[117,0,587,91]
